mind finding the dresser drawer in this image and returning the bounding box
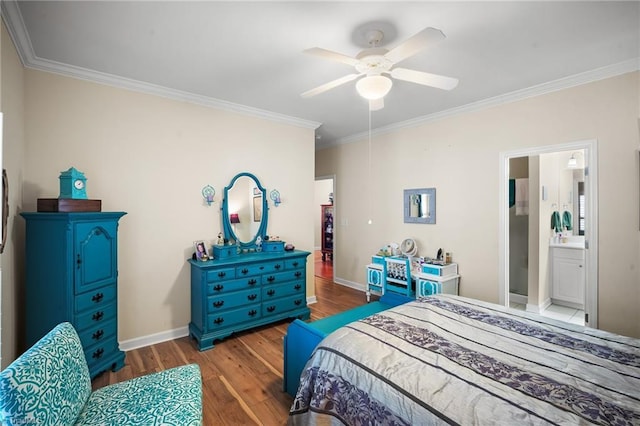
[236,260,284,277]
[263,281,305,300]
[262,269,305,285]
[76,302,116,331]
[207,288,261,312]
[207,277,259,295]
[207,304,261,330]
[206,267,236,282]
[77,319,116,349]
[284,259,305,270]
[262,295,305,317]
[84,336,119,367]
[75,286,116,313]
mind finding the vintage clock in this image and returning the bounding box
[59,167,88,199]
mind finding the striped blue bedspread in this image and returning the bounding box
[288,295,640,425]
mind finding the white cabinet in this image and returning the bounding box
[551,247,585,309]
[366,264,384,302]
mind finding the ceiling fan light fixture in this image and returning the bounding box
[356,75,393,100]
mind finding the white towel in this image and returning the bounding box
[515,178,529,216]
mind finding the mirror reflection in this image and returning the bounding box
[404,188,436,224]
[222,172,268,247]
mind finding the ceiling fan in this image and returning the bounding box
[301,26,458,110]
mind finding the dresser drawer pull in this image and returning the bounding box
[294,299,302,306]
[213,284,224,292]
[92,329,104,341]
[294,284,302,290]
[214,317,224,325]
[241,268,249,275]
[267,276,275,283]
[259,266,264,270]
[92,311,104,322]
[275,264,282,270]
[92,348,104,359]
[248,279,257,286]
[247,294,257,301]
[267,289,275,296]
[295,272,302,278]
[76,254,82,269]
[248,309,257,317]
[213,300,224,308]
[292,261,299,267]
[217,271,226,278]
[91,292,104,303]
[266,306,276,313]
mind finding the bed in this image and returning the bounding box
[288,294,640,425]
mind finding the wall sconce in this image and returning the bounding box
[201,185,215,206]
[270,189,281,207]
[567,151,584,169]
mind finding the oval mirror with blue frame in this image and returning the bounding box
[222,172,268,249]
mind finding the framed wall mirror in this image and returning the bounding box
[404,188,436,224]
[222,172,268,249]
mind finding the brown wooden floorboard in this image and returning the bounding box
[92,276,366,426]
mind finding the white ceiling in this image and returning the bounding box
[3,1,639,148]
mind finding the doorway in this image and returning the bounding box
[314,176,334,280]
[499,140,598,328]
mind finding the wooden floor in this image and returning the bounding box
[313,249,333,280]
[92,276,367,425]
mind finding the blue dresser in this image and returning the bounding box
[21,212,126,379]
[189,250,310,350]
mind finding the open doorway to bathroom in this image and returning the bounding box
[499,140,598,328]
[314,176,334,280]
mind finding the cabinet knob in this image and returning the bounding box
[267,306,276,312]
[292,261,299,267]
[295,272,302,278]
[267,289,275,296]
[267,276,275,283]
[92,311,104,322]
[241,268,249,275]
[213,284,224,292]
[248,279,257,286]
[217,271,226,278]
[247,294,257,301]
[76,254,82,269]
[92,348,104,359]
[213,300,224,308]
[213,317,224,325]
[294,299,302,306]
[92,329,104,340]
[91,292,104,303]
[248,309,257,317]
[275,264,281,270]
[294,284,301,290]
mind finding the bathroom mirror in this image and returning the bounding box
[221,172,268,248]
[404,188,436,224]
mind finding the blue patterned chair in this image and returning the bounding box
[0,322,202,425]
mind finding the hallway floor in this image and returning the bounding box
[314,250,333,280]
[510,302,585,326]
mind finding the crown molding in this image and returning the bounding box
[1,1,320,131]
[330,58,640,148]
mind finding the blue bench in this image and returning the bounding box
[283,293,410,396]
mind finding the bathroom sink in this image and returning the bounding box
[549,235,585,249]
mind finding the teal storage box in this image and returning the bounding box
[421,262,458,276]
[262,241,284,253]
[212,245,238,259]
[372,255,385,265]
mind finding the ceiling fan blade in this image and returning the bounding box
[303,47,360,67]
[385,27,445,64]
[390,67,459,91]
[301,73,362,98]
[369,98,384,111]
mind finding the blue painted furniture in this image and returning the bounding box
[189,250,311,350]
[20,212,126,379]
[283,292,410,396]
[0,322,202,426]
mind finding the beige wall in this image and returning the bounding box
[317,72,640,338]
[1,22,27,367]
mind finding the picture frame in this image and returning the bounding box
[194,240,209,261]
[253,196,263,222]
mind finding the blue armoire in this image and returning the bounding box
[21,212,126,378]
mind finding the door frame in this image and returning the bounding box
[315,174,336,279]
[498,139,598,327]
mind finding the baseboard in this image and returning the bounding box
[509,292,528,305]
[120,326,189,352]
[333,278,366,292]
[307,295,318,305]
